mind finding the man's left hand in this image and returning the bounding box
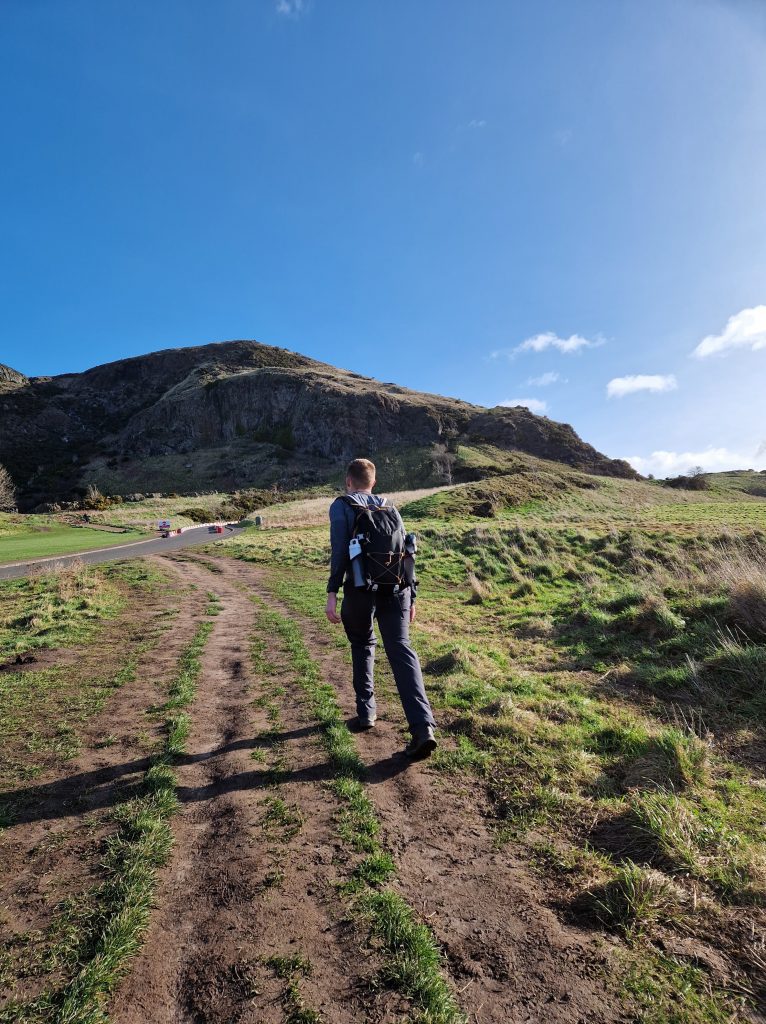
[409,603,416,623]
[326,593,341,624]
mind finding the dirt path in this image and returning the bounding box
[121,552,624,1024]
[110,556,388,1024]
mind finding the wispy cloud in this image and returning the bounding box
[692,305,766,358]
[500,331,603,357]
[554,128,573,147]
[607,374,678,398]
[626,446,766,477]
[499,397,548,415]
[412,151,424,168]
[276,0,306,17]
[466,119,487,129]
[526,371,565,387]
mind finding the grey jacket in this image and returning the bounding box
[327,491,388,594]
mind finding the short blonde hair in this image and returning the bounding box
[346,458,376,489]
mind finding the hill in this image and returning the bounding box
[0,340,636,509]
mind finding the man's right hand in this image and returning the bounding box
[325,593,341,624]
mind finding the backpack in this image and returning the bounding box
[342,496,412,592]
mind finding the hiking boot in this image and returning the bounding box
[357,715,377,730]
[404,726,437,760]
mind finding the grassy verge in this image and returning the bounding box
[0,620,212,1024]
[0,517,149,564]
[254,600,466,1024]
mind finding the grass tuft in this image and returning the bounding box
[583,861,683,935]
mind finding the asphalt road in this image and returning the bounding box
[0,525,246,581]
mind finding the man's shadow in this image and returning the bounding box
[1,728,412,830]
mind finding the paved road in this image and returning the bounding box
[0,525,246,581]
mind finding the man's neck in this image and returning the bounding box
[347,487,373,495]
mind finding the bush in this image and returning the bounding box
[0,462,16,511]
[664,474,710,491]
[179,506,212,524]
[81,483,112,511]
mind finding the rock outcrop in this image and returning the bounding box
[0,363,29,391]
[0,340,637,506]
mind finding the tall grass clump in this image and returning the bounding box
[706,627,766,713]
[709,547,766,637]
[584,861,683,936]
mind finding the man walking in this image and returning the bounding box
[325,458,437,760]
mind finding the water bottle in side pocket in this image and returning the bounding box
[349,536,367,588]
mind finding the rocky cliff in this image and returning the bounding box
[0,340,637,507]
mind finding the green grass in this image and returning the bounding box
[0,516,149,564]
[266,954,322,1024]
[0,619,212,1023]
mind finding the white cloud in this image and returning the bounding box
[467,119,487,129]
[692,305,766,358]
[625,446,766,477]
[499,397,548,415]
[527,371,564,387]
[513,331,604,356]
[607,374,678,398]
[276,0,306,17]
[412,151,424,167]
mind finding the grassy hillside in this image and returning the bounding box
[217,464,766,1021]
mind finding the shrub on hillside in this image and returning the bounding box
[0,462,16,511]
[663,474,710,491]
[179,506,212,524]
[81,483,112,511]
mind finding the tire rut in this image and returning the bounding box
[0,563,207,1012]
[111,556,386,1024]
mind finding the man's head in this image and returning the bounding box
[346,457,376,493]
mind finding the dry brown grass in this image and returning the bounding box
[466,571,491,605]
[254,486,455,529]
[709,548,766,636]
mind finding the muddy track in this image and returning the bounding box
[122,553,624,1024]
[111,556,387,1024]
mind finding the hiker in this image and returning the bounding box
[325,458,437,759]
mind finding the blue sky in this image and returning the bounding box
[1,0,765,476]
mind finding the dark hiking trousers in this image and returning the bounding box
[340,587,435,732]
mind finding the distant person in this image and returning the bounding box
[325,458,437,759]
